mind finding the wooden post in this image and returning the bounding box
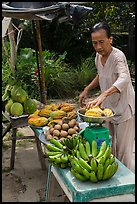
[35,20,47,104]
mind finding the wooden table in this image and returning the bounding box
[2,111,46,170]
[33,128,135,202]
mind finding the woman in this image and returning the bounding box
[78,22,135,169]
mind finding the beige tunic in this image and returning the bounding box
[95,46,135,168]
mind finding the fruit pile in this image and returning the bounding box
[85,106,113,117]
[28,102,78,127]
[2,84,37,116]
[45,136,118,182]
[45,118,81,141]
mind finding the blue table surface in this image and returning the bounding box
[32,127,135,202]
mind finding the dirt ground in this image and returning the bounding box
[2,125,69,202]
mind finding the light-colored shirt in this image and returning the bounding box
[95,46,135,124]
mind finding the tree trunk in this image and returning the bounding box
[8,21,17,77]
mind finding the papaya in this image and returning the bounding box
[28,116,48,127]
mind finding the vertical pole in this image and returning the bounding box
[32,20,43,103]
[35,20,47,104]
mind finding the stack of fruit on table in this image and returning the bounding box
[28,102,78,128]
[45,136,118,182]
[44,117,81,141]
[2,84,37,117]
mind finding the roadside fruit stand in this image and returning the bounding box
[28,102,134,201]
[30,108,135,202]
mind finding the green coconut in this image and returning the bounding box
[24,98,37,114]
[10,102,24,116]
[5,99,13,114]
[15,87,28,103]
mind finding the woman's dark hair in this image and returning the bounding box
[91,22,111,38]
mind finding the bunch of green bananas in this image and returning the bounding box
[45,137,76,168]
[45,136,118,182]
[70,140,118,182]
[45,135,83,168]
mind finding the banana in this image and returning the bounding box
[103,145,112,161]
[96,156,106,166]
[70,159,76,168]
[55,156,62,164]
[48,153,63,162]
[72,136,78,147]
[64,138,72,149]
[60,163,68,168]
[90,158,98,172]
[96,141,106,159]
[109,162,118,178]
[102,164,113,181]
[82,168,90,179]
[75,172,88,181]
[91,140,98,157]
[71,168,88,181]
[79,142,89,161]
[52,162,60,167]
[103,158,110,172]
[78,158,92,172]
[46,144,63,152]
[74,143,79,152]
[85,141,91,156]
[68,162,71,167]
[49,138,63,149]
[68,155,73,162]
[109,154,115,165]
[97,163,104,181]
[90,171,98,182]
[72,161,84,174]
[70,137,75,149]
[72,149,77,157]
[76,150,81,158]
[45,151,62,157]
[71,167,76,175]
[60,154,68,163]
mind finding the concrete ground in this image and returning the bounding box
[2,126,135,202]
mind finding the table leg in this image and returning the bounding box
[10,128,17,170]
[34,133,47,170]
[2,123,12,138]
[45,163,52,202]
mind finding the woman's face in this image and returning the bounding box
[91,29,113,57]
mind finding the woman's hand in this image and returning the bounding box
[86,92,107,109]
[78,89,88,107]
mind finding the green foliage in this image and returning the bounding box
[2,41,13,94]
[15,48,40,100]
[42,50,97,98]
[2,47,97,99]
